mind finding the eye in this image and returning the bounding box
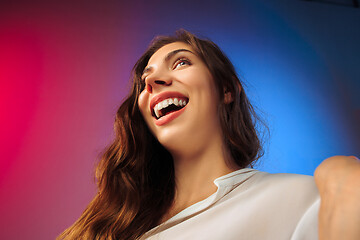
[173,58,192,69]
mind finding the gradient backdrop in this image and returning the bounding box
[0,0,359,239]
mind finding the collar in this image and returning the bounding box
[142,168,258,238]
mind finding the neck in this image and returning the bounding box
[161,140,239,222]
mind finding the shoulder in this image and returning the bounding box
[235,170,320,207]
[220,170,320,239]
[251,170,318,191]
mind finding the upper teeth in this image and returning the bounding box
[154,98,187,119]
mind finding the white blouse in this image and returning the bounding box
[140,168,320,240]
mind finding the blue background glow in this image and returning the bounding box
[0,0,359,239]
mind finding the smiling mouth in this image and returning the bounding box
[152,97,188,119]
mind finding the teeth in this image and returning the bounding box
[153,97,188,119]
[163,99,169,108]
[178,99,187,107]
[154,106,160,119]
[155,98,187,111]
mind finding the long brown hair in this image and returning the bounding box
[58,29,264,240]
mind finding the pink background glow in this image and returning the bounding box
[1,1,359,239]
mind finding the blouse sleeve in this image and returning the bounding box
[291,197,320,240]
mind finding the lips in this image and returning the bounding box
[150,91,189,125]
[154,97,188,118]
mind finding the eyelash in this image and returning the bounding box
[173,57,192,69]
[140,57,192,90]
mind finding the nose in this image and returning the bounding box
[145,69,172,93]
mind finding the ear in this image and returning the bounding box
[224,90,233,104]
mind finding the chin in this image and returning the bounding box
[156,131,187,153]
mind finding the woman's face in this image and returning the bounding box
[138,42,223,155]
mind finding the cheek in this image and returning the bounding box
[195,73,218,99]
[138,91,150,116]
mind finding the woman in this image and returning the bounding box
[58,30,360,240]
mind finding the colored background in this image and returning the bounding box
[0,0,359,239]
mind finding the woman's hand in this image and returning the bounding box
[315,155,360,240]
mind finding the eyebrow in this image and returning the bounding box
[142,49,195,77]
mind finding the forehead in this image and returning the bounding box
[147,42,194,65]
